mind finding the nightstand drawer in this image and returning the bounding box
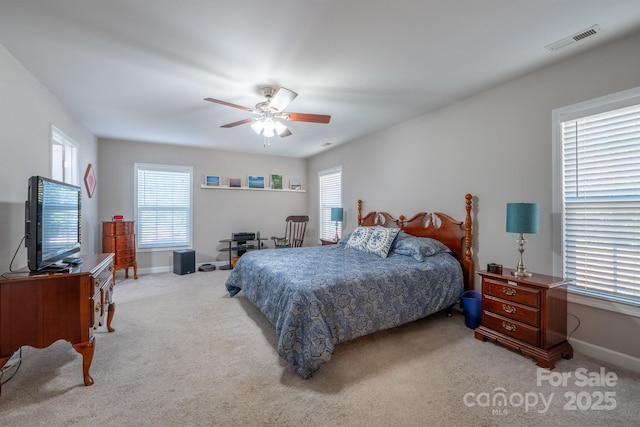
[482,311,540,346]
[484,278,540,308]
[482,294,540,326]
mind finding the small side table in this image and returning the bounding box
[474,268,573,369]
[320,238,338,246]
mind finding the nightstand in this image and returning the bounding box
[320,238,338,246]
[474,268,573,369]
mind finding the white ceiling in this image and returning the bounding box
[1,1,640,158]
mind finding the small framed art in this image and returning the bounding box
[84,163,96,198]
[270,173,283,190]
[289,179,302,190]
[229,177,242,188]
[248,175,265,189]
[205,175,220,187]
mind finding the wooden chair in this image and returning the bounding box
[271,215,309,248]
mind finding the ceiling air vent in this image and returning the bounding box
[545,25,603,52]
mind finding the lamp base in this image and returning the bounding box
[511,268,533,277]
[512,233,533,277]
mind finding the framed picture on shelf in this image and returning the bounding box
[289,179,302,190]
[270,173,283,190]
[248,175,265,189]
[229,177,242,188]
[204,175,220,186]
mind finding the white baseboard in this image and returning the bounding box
[125,261,229,277]
[569,337,640,374]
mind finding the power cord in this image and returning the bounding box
[567,313,581,340]
[0,348,23,386]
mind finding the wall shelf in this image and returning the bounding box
[200,184,305,193]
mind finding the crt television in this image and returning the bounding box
[25,176,82,271]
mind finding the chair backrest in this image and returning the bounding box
[284,215,309,247]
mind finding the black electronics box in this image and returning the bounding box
[173,249,195,275]
[232,232,255,242]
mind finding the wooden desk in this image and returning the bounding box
[0,253,115,395]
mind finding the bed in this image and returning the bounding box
[225,194,474,378]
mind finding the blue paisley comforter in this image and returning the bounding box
[225,245,463,378]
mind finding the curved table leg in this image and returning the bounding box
[72,337,95,386]
[106,302,116,333]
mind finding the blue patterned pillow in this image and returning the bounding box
[345,226,374,251]
[392,232,451,261]
[366,226,401,258]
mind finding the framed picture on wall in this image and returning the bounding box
[229,177,242,188]
[289,179,302,190]
[270,173,283,190]
[248,175,265,189]
[204,175,220,186]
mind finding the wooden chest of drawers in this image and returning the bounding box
[102,221,138,282]
[0,254,114,394]
[474,269,573,369]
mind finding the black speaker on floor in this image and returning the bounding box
[173,249,195,275]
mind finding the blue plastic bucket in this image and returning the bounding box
[461,290,482,329]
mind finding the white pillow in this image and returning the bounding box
[366,226,401,258]
[345,226,374,251]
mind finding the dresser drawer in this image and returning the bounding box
[115,235,135,251]
[482,294,540,326]
[482,311,540,347]
[484,278,541,308]
[103,221,134,236]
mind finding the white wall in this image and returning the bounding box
[98,138,308,273]
[0,43,98,273]
[308,31,640,369]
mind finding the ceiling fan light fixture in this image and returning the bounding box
[262,118,276,138]
[274,120,288,136]
[250,120,264,135]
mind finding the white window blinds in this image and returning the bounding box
[560,103,640,305]
[135,163,193,249]
[319,167,342,241]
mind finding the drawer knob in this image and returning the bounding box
[95,278,102,288]
[502,304,516,314]
[502,321,516,332]
[95,304,101,313]
[502,287,516,296]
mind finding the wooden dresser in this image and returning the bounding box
[0,253,115,394]
[474,269,573,369]
[102,221,138,282]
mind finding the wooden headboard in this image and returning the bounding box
[357,194,474,291]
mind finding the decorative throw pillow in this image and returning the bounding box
[345,226,374,251]
[365,226,401,258]
[392,232,451,261]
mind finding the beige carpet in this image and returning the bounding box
[0,270,638,427]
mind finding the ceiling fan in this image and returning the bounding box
[204,87,331,139]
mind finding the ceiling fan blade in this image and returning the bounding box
[279,128,293,138]
[269,87,298,112]
[204,97,253,112]
[286,112,331,124]
[220,118,254,128]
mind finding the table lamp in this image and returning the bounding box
[506,202,539,277]
[331,207,344,242]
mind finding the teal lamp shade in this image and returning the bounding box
[331,207,344,222]
[506,203,539,234]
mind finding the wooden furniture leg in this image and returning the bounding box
[72,337,95,387]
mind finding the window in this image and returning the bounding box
[135,163,193,250]
[51,126,78,185]
[319,166,342,241]
[553,87,640,308]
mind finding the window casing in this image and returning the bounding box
[51,126,78,185]
[552,87,640,309]
[319,167,342,241]
[135,163,193,250]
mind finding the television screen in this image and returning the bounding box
[25,176,81,271]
